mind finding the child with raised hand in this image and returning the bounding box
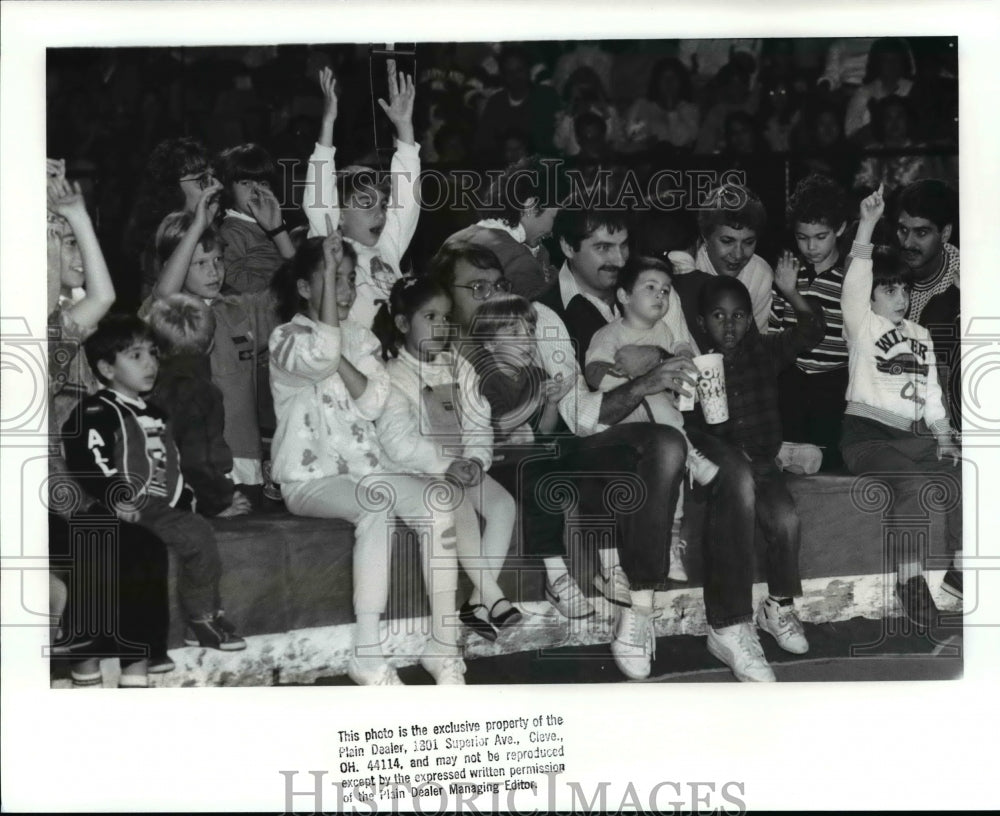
[144,182,279,506]
[693,260,824,671]
[769,174,851,472]
[63,314,246,653]
[217,143,296,294]
[47,160,172,685]
[840,184,961,628]
[147,293,252,519]
[303,62,421,329]
[371,276,519,642]
[584,256,718,583]
[269,224,465,685]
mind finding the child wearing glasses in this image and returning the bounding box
[302,63,421,329]
[372,276,520,643]
[217,143,296,294]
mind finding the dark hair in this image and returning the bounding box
[723,110,761,152]
[216,143,279,209]
[647,57,694,103]
[618,255,673,294]
[696,183,767,238]
[154,210,224,266]
[122,137,211,268]
[863,37,914,84]
[871,244,913,294]
[786,174,849,230]
[271,236,358,322]
[868,95,918,142]
[573,111,607,141]
[84,313,156,385]
[498,44,532,73]
[336,166,391,209]
[371,276,452,360]
[553,204,628,252]
[631,209,699,259]
[563,66,608,105]
[893,178,957,232]
[697,275,753,317]
[479,156,561,227]
[429,241,503,291]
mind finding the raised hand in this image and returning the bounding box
[193,178,224,230]
[47,176,89,224]
[376,59,415,142]
[859,183,885,226]
[319,66,338,122]
[322,213,344,271]
[774,250,801,296]
[46,157,66,180]
[247,185,284,231]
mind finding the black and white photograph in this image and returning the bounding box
[2,1,998,812]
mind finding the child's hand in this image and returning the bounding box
[859,183,885,227]
[377,59,416,140]
[114,506,142,524]
[193,179,224,230]
[46,157,66,181]
[445,458,483,487]
[774,250,801,296]
[542,372,572,404]
[322,216,345,271]
[217,493,252,517]
[46,176,89,224]
[937,435,961,465]
[247,186,284,231]
[319,66,338,122]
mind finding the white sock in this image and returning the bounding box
[897,561,922,584]
[597,548,619,577]
[543,557,569,584]
[630,589,653,609]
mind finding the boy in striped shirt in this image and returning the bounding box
[769,174,850,471]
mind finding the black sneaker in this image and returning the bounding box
[942,568,963,600]
[894,576,940,629]
[148,654,176,674]
[186,617,247,651]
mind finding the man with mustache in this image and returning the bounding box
[893,179,959,324]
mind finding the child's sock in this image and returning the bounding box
[543,557,569,585]
[353,612,385,666]
[897,560,922,585]
[118,673,149,688]
[630,589,654,610]
[597,547,620,578]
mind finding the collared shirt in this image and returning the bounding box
[908,243,960,324]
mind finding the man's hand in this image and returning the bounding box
[376,59,416,143]
[637,356,699,398]
[247,186,285,231]
[614,344,665,379]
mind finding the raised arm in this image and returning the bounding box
[376,62,421,265]
[841,185,884,340]
[153,180,222,300]
[47,175,115,329]
[304,67,341,238]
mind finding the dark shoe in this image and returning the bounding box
[186,616,247,651]
[459,602,498,642]
[942,568,963,600]
[488,598,523,631]
[184,610,238,646]
[148,654,176,674]
[895,576,940,629]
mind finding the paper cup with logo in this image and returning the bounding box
[693,353,729,424]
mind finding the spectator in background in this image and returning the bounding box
[845,38,915,139]
[500,128,533,168]
[852,96,951,195]
[791,100,857,190]
[552,40,614,96]
[553,67,623,156]
[622,57,699,153]
[723,110,765,156]
[678,38,762,89]
[473,45,561,163]
[758,78,802,153]
[695,59,757,155]
[122,138,215,304]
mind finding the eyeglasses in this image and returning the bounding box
[453,278,512,301]
[179,170,215,190]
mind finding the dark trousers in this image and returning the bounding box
[491,423,686,592]
[139,503,222,620]
[49,511,170,665]
[686,431,803,628]
[777,365,849,471]
[841,417,961,557]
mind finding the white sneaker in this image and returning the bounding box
[545,573,596,619]
[755,597,809,654]
[347,656,404,686]
[611,605,661,680]
[420,655,467,685]
[687,446,720,486]
[706,622,776,682]
[776,442,822,475]
[668,538,688,583]
[593,565,632,607]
